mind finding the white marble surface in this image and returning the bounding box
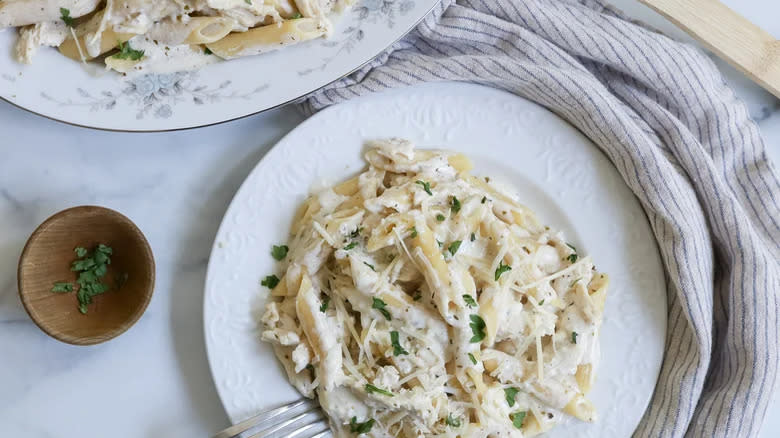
[0,1,777,437]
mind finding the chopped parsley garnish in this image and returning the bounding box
[372,297,391,320]
[481,196,487,204]
[51,282,73,293]
[204,47,213,55]
[495,261,512,281]
[390,331,408,356]
[365,384,394,397]
[60,8,75,27]
[566,243,578,263]
[448,240,462,256]
[413,291,422,301]
[470,232,476,242]
[463,294,477,308]
[450,196,461,214]
[415,180,432,195]
[469,314,486,343]
[320,296,330,313]
[271,244,288,260]
[350,417,375,434]
[511,411,527,429]
[505,387,520,407]
[52,244,116,314]
[261,274,280,289]
[112,40,145,61]
[291,12,303,19]
[244,0,252,4]
[468,352,478,365]
[436,213,446,222]
[538,299,545,305]
[350,227,363,238]
[344,241,359,250]
[571,331,578,344]
[409,227,418,238]
[446,413,462,427]
[363,261,376,271]
[436,239,443,248]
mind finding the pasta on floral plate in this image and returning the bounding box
[0,0,352,74]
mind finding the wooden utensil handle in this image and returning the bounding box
[639,0,780,99]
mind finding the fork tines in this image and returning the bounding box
[212,399,329,438]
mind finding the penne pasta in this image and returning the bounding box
[206,17,329,60]
[3,0,352,75]
[260,139,609,437]
[58,11,135,61]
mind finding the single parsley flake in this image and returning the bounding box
[60,8,75,27]
[344,241,359,250]
[511,411,527,429]
[51,282,73,293]
[451,196,461,214]
[446,413,462,427]
[113,40,145,61]
[495,261,512,281]
[365,384,394,397]
[505,387,520,407]
[372,297,391,320]
[320,296,330,313]
[350,417,375,434]
[566,243,578,263]
[390,331,408,356]
[271,244,288,260]
[415,180,432,195]
[261,274,280,289]
[469,314,486,343]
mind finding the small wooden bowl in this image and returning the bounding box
[17,206,155,345]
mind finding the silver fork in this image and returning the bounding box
[212,399,330,438]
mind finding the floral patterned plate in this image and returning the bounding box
[0,0,435,131]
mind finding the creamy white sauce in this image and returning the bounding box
[261,140,608,437]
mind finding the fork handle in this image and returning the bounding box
[638,0,780,98]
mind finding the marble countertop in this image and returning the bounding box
[0,1,777,437]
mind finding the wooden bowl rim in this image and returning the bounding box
[17,205,155,346]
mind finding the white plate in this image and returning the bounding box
[204,82,667,437]
[0,0,435,131]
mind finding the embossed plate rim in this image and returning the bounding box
[203,82,667,436]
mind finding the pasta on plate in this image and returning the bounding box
[261,139,609,437]
[1,0,352,74]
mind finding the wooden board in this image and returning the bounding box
[639,0,780,99]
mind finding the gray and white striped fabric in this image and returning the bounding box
[302,0,780,436]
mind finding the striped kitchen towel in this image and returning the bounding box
[302,0,780,436]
